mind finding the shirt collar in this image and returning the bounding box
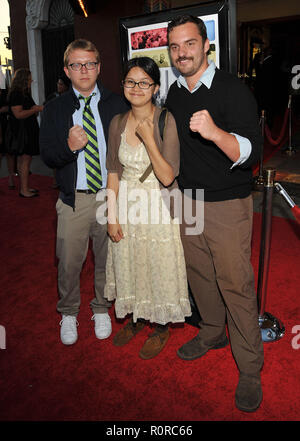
[73,84,100,101]
[177,60,216,92]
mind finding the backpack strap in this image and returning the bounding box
[139,108,168,183]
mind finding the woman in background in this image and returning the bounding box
[0,88,11,186]
[6,68,43,197]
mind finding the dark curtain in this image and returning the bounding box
[42,25,74,100]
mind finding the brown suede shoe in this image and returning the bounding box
[139,328,169,360]
[177,332,229,361]
[235,373,262,412]
[113,320,145,347]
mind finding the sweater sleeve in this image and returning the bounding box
[160,111,180,178]
[224,78,262,168]
[39,101,78,169]
[106,113,122,174]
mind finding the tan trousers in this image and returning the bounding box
[180,195,264,376]
[56,191,111,316]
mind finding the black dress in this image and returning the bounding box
[0,89,8,154]
[7,90,39,156]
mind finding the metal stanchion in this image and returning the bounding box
[253,110,265,191]
[274,182,296,208]
[257,168,285,342]
[283,95,297,156]
[274,182,300,223]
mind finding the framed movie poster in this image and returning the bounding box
[119,0,237,105]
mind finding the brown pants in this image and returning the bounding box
[180,195,264,375]
[56,191,111,316]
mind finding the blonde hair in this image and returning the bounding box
[64,39,100,67]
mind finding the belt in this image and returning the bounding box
[76,189,94,194]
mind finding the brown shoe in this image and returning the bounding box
[139,328,169,360]
[177,332,229,361]
[235,373,263,412]
[113,320,145,347]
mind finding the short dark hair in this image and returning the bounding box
[167,15,208,44]
[123,57,161,86]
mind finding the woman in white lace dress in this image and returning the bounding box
[104,57,191,359]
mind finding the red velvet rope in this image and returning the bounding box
[264,107,289,146]
[291,206,300,225]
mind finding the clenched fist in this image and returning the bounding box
[135,118,154,144]
[68,124,88,151]
[189,110,219,142]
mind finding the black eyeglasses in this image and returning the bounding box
[68,62,99,71]
[122,79,155,89]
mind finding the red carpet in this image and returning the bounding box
[0,174,300,422]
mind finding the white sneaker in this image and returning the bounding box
[91,313,112,339]
[59,315,78,345]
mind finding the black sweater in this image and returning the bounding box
[165,69,262,201]
[39,81,129,209]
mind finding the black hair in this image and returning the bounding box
[123,57,161,86]
[57,74,71,87]
[167,15,208,44]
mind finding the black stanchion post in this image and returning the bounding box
[253,109,265,191]
[257,167,285,342]
[283,94,297,156]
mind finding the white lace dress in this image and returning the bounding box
[104,130,191,325]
